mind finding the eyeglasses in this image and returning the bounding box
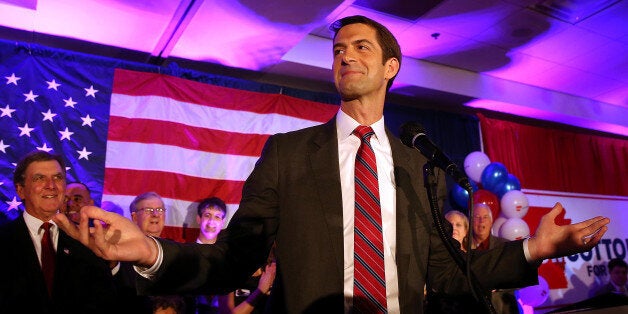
[138,207,166,215]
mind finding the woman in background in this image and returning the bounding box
[445,210,469,252]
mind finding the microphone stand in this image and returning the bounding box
[423,162,496,314]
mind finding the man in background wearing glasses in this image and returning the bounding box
[130,191,166,237]
[113,191,168,314]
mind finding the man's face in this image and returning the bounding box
[16,160,66,221]
[332,23,395,102]
[131,197,165,237]
[473,204,493,241]
[447,214,468,244]
[64,183,94,223]
[196,206,226,243]
[610,265,627,287]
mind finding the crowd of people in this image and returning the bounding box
[0,149,276,313]
[0,14,616,314]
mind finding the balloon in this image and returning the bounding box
[451,184,469,209]
[450,181,479,209]
[493,174,521,198]
[492,215,508,237]
[473,189,500,220]
[481,162,508,193]
[471,180,479,192]
[499,218,530,241]
[500,190,529,219]
[464,151,491,183]
[517,276,549,307]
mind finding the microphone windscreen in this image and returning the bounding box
[399,122,426,147]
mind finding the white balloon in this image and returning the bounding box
[500,190,529,219]
[492,216,508,237]
[464,151,491,183]
[499,218,530,241]
[517,275,549,306]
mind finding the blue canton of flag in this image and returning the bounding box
[0,40,113,221]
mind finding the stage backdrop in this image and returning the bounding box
[479,114,628,312]
[0,39,480,241]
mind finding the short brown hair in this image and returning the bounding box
[330,15,402,91]
[13,151,65,187]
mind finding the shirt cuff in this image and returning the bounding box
[111,261,121,275]
[523,238,532,262]
[133,236,163,279]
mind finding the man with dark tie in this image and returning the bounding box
[55,15,610,314]
[0,151,117,313]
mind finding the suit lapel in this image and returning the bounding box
[309,118,344,272]
[55,231,71,281]
[14,216,43,270]
[14,215,53,300]
[388,128,423,310]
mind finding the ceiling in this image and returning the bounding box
[1,0,627,136]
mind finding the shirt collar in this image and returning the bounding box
[23,210,56,235]
[336,109,387,142]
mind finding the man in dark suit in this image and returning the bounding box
[0,151,117,313]
[55,15,610,314]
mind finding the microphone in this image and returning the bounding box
[400,122,472,191]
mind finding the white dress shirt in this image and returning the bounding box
[336,109,400,313]
[23,211,58,266]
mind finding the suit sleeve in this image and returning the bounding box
[138,136,280,295]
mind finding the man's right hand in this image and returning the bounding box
[53,206,158,267]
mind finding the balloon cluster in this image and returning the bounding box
[449,151,530,241]
[451,152,549,307]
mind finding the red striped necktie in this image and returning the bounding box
[41,222,56,297]
[353,125,387,313]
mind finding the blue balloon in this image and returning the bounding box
[470,180,479,192]
[450,180,479,209]
[494,174,521,198]
[481,162,508,192]
[451,184,469,209]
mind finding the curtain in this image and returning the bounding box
[479,113,628,196]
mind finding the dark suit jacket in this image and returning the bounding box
[139,119,538,313]
[0,214,118,314]
[487,235,520,314]
[113,261,153,314]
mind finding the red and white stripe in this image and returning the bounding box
[102,69,338,231]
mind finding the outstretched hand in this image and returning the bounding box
[53,206,158,267]
[527,202,610,262]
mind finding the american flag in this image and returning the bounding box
[0,43,112,222]
[0,42,339,237]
